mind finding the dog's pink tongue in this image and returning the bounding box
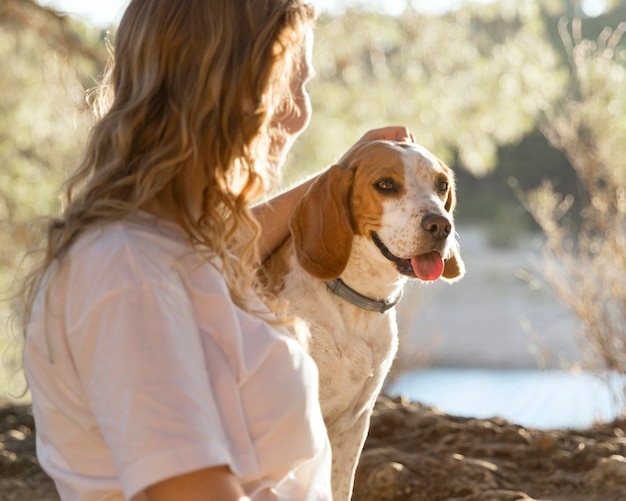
[411,252,444,281]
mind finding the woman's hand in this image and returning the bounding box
[333,125,415,165]
[355,125,415,144]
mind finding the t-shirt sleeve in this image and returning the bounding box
[68,281,233,500]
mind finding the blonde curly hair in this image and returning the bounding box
[21,0,316,328]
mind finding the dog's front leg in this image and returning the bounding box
[330,413,372,501]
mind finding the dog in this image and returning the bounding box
[260,139,465,500]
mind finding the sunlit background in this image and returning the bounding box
[37,0,613,26]
[2,0,625,430]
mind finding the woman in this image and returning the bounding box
[21,0,413,499]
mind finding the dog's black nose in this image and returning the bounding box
[422,214,452,240]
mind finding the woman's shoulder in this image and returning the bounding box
[65,213,220,294]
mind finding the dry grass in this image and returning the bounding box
[516,19,626,388]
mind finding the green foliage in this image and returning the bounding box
[285,1,567,181]
[0,25,100,269]
[0,1,107,396]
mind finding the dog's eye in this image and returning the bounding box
[375,178,398,194]
[438,180,449,194]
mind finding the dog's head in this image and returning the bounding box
[290,140,465,283]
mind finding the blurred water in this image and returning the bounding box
[388,369,626,430]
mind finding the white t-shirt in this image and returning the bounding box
[24,212,332,501]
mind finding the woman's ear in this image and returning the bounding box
[289,164,354,280]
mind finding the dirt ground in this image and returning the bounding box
[0,402,57,501]
[355,396,626,501]
[3,396,626,501]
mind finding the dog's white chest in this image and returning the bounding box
[300,294,399,428]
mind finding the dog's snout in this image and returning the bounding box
[422,214,452,240]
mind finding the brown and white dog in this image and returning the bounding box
[261,140,465,500]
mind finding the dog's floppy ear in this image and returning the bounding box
[290,164,354,280]
[438,158,465,282]
[442,241,465,282]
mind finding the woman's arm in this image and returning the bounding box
[253,126,415,261]
[144,465,249,501]
[252,174,317,262]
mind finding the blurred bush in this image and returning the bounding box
[515,17,626,379]
[289,1,558,178]
[0,0,107,395]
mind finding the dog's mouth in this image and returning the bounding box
[371,232,444,281]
